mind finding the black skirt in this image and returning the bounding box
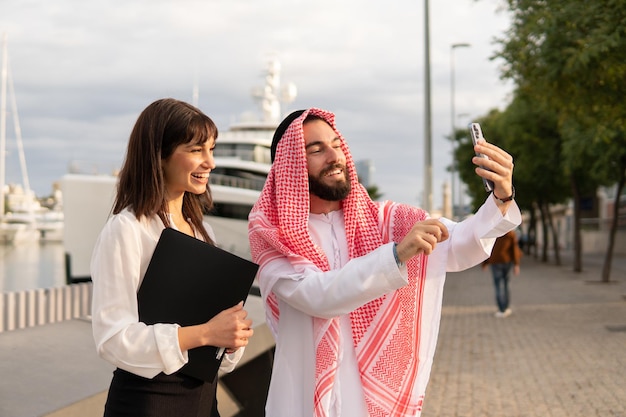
[103,368,220,417]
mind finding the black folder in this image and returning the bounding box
[137,227,259,382]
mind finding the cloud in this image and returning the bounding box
[1,0,513,209]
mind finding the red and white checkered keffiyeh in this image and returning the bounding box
[248,108,430,417]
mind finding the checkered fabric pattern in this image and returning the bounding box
[248,108,430,417]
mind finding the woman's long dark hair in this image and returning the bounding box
[113,98,217,244]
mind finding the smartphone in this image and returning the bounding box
[468,122,494,192]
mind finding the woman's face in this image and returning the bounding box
[162,137,216,199]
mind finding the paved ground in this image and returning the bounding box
[3,248,623,416]
[421,252,626,417]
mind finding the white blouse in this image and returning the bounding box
[90,208,243,378]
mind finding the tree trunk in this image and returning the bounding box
[539,202,550,262]
[570,175,583,272]
[545,203,561,265]
[526,204,538,257]
[522,204,537,258]
[602,159,626,282]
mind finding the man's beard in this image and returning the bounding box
[308,164,351,201]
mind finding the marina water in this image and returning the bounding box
[0,240,67,293]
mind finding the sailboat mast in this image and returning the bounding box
[8,63,31,192]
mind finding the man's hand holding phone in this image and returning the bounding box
[468,122,515,208]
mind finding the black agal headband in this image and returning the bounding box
[270,109,305,163]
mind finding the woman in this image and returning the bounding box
[91,98,254,416]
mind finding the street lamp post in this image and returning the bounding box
[450,42,470,218]
[423,0,433,213]
[0,33,8,218]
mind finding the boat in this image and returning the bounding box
[207,59,296,259]
[0,33,64,244]
[1,185,41,244]
[0,33,39,244]
[62,59,296,283]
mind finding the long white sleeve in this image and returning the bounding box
[91,211,187,378]
[91,210,239,378]
[439,194,523,272]
[270,242,406,318]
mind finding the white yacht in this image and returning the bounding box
[207,59,295,259]
[0,184,54,244]
[62,59,295,282]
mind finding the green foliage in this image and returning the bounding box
[454,99,568,212]
[475,0,626,275]
[494,92,569,207]
[495,0,626,189]
[366,184,383,201]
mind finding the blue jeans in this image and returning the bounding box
[490,263,512,312]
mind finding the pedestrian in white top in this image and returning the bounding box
[248,108,522,417]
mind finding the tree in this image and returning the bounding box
[494,0,626,280]
[494,92,569,264]
[453,94,568,264]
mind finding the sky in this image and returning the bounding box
[0,0,514,211]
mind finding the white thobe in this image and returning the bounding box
[91,208,243,378]
[261,196,522,417]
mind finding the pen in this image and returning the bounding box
[216,347,225,359]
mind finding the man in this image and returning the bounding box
[248,108,521,417]
[482,229,523,317]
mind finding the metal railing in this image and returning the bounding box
[210,173,266,192]
[580,214,626,230]
[0,282,92,333]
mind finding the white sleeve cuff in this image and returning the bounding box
[154,323,188,375]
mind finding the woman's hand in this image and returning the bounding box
[203,301,253,348]
[178,301,253,352]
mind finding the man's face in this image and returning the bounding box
[303,119,351,201]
